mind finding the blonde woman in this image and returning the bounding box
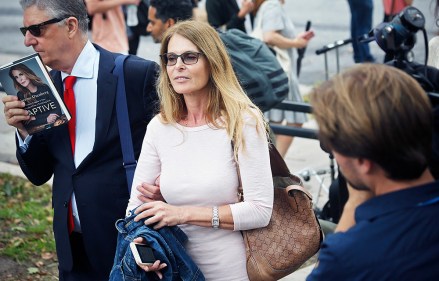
[126,20,273,280]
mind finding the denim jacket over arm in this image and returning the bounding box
[109,207,205,281]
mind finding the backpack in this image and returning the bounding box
[218,29,289,112]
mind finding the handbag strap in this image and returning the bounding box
[234,142,304,200]
[114,54,136,194]
[269,144,291,177]
[285,185,313,200]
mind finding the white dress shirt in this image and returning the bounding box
[61,41,100,232]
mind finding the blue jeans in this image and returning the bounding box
[109,207,205,281]
[347,0,375,62]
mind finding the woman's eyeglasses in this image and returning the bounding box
[20,17,69,37]
[160,52,204,66]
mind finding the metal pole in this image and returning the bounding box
[335,48,340,74]
[324,53,329,81]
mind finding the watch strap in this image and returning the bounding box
[212,206,220,229]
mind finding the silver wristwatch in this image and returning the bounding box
[212,206,220,229]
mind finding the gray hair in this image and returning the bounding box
[20,0,89,33]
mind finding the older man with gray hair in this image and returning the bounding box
[2,0,159,280]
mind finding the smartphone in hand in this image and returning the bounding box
[130,242,156,266]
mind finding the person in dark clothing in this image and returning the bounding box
[347,0,375,63]
[2,0,158,280]
[126,0,151,55]
[205,0,254,33]
[307,64,439,280]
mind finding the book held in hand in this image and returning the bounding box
[0,53,71,135]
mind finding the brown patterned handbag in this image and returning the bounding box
[237,145,323,281]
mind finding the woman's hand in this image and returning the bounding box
[294,30,315,48]
[136,176,165,203]
[134,201,185,229]
[132,237,167,280]
[263,29,315,49]
[299,30,315,41]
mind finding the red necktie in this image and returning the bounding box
[64,76,76,234]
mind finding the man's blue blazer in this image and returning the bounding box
[16,45,159,276]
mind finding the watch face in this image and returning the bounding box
[212,218,220,228]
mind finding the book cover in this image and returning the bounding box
[0,53,71,135]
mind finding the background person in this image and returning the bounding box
[125,0,150,55]
[1,0,158,280]
[146,0,193,43]
[347,0,375,63]
[307,64,439,280]
[85,0,140,54]
[8,63,61,127]
[383,0,413,22]
[252,0,315,157]
[126,20,273,280]
[206,0,254,33]
[428,0,439,69]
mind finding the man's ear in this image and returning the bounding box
[66,16,79,37]
[167,18,176,27]
[357,158,374,175]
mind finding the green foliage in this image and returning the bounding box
[0,173,56,262]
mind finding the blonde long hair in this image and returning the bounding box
[158,20,268,158]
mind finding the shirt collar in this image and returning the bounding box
[355,181,439,222]
[61,40,98,81]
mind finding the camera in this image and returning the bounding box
[372,6,425,59]
[363,6,439,94]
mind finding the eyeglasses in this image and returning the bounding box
[20,17,68,37]
[160,52,204,66]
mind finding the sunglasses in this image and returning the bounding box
[160,52,204,66]
[20,17,69,37]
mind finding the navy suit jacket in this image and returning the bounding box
[16,45,159,276]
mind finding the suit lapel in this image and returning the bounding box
[93,47,118,148]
